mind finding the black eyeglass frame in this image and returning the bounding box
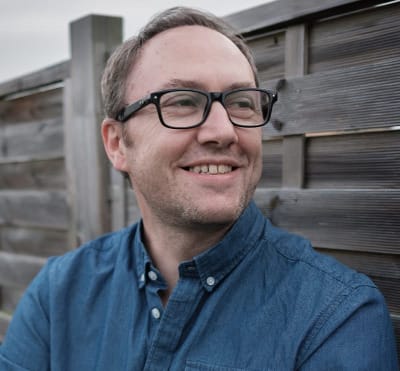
[115,88,278,129]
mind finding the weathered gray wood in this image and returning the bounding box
[0,158,65,190]
[254,188,400,254]
[282,135,305,188]
[260,139,283,188]
[0,119,64,160]
[0,61,69,99]
[225,0,390,34]
[371,276,400,315]
[0,226,69,257]
[64,15,122,245]
[281,25,307,188]
[265,57,400,136]
[0,311,11,342]
[285,24,308,78]
[0,190,68,229]
[309,2,400,73]
[0,251,45,288]
[306,130,400,189]
[0,87,63,125]
[247,32,285,83]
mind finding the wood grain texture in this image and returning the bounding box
[0,190,68,229]
[0,226,69,257]
[247,32,285,82]
[0,118,64,160]
[0,158,65,190]
[0,87,63,124]
[225,0,390,34]
[309,2,400,73]
[254,188,400,254]
[65,15,122,244]
[0,61,69,98]
[264,57,400,136]
[260,139,283,188]
[306,130,400,189]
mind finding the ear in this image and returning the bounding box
[101,118,128,172]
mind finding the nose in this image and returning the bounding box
[196,102,239,147]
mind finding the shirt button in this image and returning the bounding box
[151,307,161,319]
[148,271,158,281]
[206,276,216,286]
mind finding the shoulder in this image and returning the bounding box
[42,223,139,286]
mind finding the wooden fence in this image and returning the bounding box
[0,0,399,359]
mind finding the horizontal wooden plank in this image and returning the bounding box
[0,158,65,190]
[264,57,400,136]
[254,188,400,254]
[0,117,64,160]
[306,130,400,189]
[0,61,69,98]
[0,87,63,125]
[0,251,45,288]
[0,190,69,229]
[225,0,390,35]
[0,226,69,257]
[309,2,400,73]
[0,311,12,342]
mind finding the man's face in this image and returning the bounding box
[116,25,262,229]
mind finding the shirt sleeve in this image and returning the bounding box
[298,284,399,371]
[0,260,53,371]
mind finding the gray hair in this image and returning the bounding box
[101,6,258,120]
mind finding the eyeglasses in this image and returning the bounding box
[116,88,277,129]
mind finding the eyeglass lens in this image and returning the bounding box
[158,90,270,128]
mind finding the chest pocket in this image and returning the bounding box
[185,360,273,371]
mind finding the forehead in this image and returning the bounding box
[126,25,255,98]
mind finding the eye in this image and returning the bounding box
[161,92,202,109]
[225,95,256,110]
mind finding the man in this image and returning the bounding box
[0,6,398,371]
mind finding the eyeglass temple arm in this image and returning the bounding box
[116,96,152,122]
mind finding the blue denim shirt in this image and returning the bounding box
[0,201,398,370]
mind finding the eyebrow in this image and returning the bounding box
[159,79,256,91]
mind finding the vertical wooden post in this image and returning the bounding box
[282,24,308,188]
[64,15,123,246]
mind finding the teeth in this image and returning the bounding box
[188,164,233,174]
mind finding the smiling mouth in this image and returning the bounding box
[186,164,234,174]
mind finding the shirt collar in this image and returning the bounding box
[133,200,265,291]
[191,200,265,291]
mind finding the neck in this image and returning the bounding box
[141,215,232,302]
